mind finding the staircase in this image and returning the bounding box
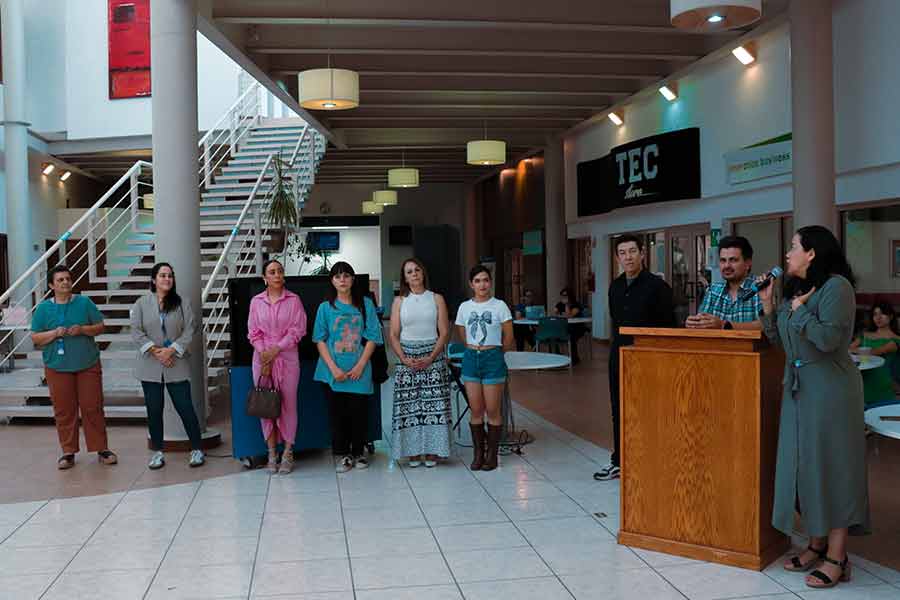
[0,84,326,419]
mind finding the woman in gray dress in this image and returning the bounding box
[759,226,870,590]
[131,263,205,470]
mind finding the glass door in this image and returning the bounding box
[669,225,711,325]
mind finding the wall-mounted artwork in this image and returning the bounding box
[108,0,151,99]
[893,240,900,278]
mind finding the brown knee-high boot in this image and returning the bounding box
[482,424,502,471]
[469,423,485,471]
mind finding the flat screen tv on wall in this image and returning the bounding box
[306,231,340,251]
[389,225,413,246]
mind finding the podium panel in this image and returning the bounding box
[617,328,788,570]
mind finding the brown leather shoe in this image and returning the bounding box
[469,423,486,471]
[482,425,502,471]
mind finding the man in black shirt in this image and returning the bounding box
[594,234,675,481]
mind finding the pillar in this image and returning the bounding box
[2,0,34,304]
[151,0,215,447]
[790,0,836,232]
[544,137,567,306]
[464,185,479,269]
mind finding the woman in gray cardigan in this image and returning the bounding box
[131,262,204,469]
[759,226,870,590]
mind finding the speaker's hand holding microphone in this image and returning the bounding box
[743,266,783,313]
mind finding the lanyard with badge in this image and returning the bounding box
[160,309,172,348]
[53,298,70,356]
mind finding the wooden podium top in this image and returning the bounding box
[620,327,763,340]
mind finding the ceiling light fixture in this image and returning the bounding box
[298,67,359,110]
[732,43,757,65]
[362,200,384,215]
[608,111,624,126]
[659,85,678,101]
[60,171,72,182]
[388,152,420,188]
[670,1,761,31]
[373,189,398,206]
[42,163,55,176]
[467,121,506,166]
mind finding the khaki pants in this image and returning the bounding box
[45,363,109,454]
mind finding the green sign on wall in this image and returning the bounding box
[523,230,543,256]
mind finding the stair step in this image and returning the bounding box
[127,234,274,246]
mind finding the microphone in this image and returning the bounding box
[738,266,783,301]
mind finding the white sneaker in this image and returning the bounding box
[189,450,205,468]
[354,456,369,470]
[148,451,165,470]
[336,455,353,473]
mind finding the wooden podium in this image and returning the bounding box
[617,328,789,570]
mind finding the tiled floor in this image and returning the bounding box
[2,398,899,600]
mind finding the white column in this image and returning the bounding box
[151,0,210,445]
[2,0,34,305]
[543,138,567,306]
[790,0,836,232]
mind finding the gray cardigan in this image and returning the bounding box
[130,293,196,383]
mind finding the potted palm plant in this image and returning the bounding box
[265,152,300,257]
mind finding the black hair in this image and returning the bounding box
[783,225,856,298]
[614,234,644,253]
[326,261,368,326]
[262,259,284,275]
[150,262,182,313]
[468,264,491,282]
[560,287,574,299]
[47,264,72,286]
[718,235,754,260]
[868,301,900,336]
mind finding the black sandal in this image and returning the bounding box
[57,454,75,470]
[807,555,851,589]
[784,543,828,572]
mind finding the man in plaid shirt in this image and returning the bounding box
[686,236,762,330]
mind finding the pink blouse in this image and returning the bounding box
[247,289,307,387]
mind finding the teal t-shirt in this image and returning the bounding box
[312,297,383,394]
[31,295,104,372]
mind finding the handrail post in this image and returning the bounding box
[87,212,98,281]
[253,210,264,276]
[129,167,140,232]
[229,110,237,157]
[202,142,212,188]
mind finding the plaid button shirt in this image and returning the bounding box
[697,277,763,323]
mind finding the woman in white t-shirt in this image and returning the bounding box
[454,265,514,471]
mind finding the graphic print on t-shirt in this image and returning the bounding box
[332,314,362,354]
[467,311,493,346]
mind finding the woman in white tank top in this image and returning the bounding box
[388,258,452,467]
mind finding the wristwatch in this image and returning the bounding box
[723,321,734,330]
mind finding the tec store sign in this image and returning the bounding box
[577,127,701,217]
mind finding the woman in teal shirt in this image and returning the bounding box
[313,262,383,473]
[30,265,117,470]
[851,301,899,408]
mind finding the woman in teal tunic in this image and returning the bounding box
[850,301,899,408]
[759,226,870,590]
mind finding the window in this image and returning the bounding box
[842,203,900,293]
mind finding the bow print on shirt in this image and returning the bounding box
[467,311,493,346]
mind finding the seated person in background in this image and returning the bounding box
[513,288,538,351]
[850,301,900,408]
[686,236,762,330]
[555,287,587,366]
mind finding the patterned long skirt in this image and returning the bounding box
[391,339,452,459]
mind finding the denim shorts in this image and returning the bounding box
[461,347,507,385]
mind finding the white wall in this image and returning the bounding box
[62,0,243,140]
[565,0,900,338]
[285,227,382,284]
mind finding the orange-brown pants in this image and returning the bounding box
[44,363,109,454]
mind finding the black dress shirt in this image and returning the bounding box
[608,269,675,349]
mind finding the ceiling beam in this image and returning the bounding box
[274,69,663,81]
[252,47,701,62]
[343,103,601,110]
[361,89,631,97]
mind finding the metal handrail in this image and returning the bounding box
[198,82,260,147]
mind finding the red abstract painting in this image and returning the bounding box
[108,0,151,99]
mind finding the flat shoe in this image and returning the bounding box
[57,454,75,470]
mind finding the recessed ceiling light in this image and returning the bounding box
[707,14,724,23]
[322,102,337,108]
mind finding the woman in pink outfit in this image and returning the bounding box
[248,259,307,474]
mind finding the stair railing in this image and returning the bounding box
[0,161,152,368]
[198,81,261,189]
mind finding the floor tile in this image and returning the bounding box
[412,482,492,505]
[443,546,552,583]
[498,496,587,521]
[339,485,418,509]
[658,562,790,600]
[267,475,338,496]
[163,535,259,567]
[355,585,463,600]
[481,479,568,502]
[796,585,900,599]
[0,573,57,600]
[186,493,267,517]
[176,514,263,540]
[562,570,686,600]
[67,539,169,572]
[347,526,439,558]
[253,594,353,600]
[432,521,529,553]
[0,500,46,525]
[42,568,156,600]
[147,563,253,599]
[92,516,182,543]
[257,530,347,562]
[422,500,509,527]
[536,541,647,575]
[351,552,454,589]
[630,547,704,568]
[851,554,900,584]
[516,516,616,548]
[764,553,886,591]
[0,544,81,575]
[3,521,99,547]
[250,558,352,596]
[343,505,427,531]
[459,576,575,600]
[261,506,345,534]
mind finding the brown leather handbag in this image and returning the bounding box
[246,377,281,419]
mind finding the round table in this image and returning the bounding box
[853,354,886,371]
[865,405,900,440]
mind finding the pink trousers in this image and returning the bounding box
[253,354,300,446]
